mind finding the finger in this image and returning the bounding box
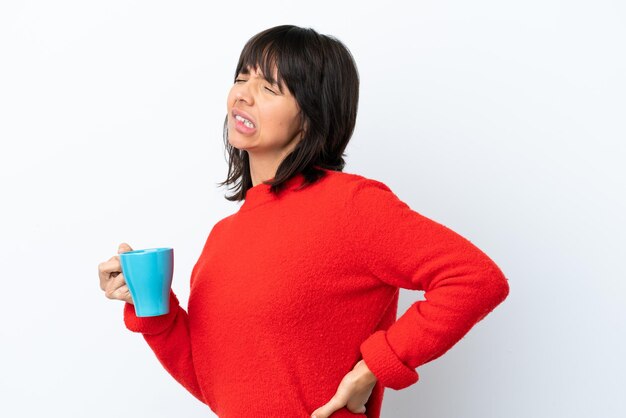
[346,402,367,414]
[115,284,134,304]
[124,292,134,305]
[104,272,129,300]
[98,257,121,286]
[108,271,128,293]
[357,406,366,414]
[311,395,345,418]
[105,280,127,301]
[118,243,133,254]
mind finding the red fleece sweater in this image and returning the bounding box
[123,168,509,418]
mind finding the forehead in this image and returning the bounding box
[239,64,277,79]
[238,63,286,91]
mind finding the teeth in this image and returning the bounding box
[235,114,255,128]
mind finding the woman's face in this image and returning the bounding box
[226,65,304,155]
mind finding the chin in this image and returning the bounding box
[227,135,253,151]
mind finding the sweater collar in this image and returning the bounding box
[239,171,309,212]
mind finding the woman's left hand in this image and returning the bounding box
[310,359,378,418]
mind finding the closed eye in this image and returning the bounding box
[234,77,280,95]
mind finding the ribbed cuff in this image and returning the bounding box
[360,330,419,390]
[123,290,180,335]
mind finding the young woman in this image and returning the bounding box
[98,25,510,418]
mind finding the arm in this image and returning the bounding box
[124,290,206,404]
[347,178,510,390]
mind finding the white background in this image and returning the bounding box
[1,1,624,417]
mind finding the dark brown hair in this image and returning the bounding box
[217,24,360,201]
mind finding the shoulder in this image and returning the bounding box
[325,170,406,213]
[333,170,398,199]
[207,212,238,237]
[325,169,394,194]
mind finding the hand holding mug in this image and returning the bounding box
[98,243,135,305]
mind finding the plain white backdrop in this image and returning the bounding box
[1,1,624,417]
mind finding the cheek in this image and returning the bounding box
[226,89,235,108]
[265,104,295,129]
[226,85,242,109]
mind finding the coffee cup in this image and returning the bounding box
[119,248,174,317]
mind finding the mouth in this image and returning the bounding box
[232,109,256,129]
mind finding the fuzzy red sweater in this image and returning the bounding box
[123,168,509,418]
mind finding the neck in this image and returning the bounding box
[247,135,303,186]
[248,154,283,187]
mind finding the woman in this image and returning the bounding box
[98,25,509,418]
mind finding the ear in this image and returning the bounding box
[300,117,309,139]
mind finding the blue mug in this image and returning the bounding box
[119,248,174,317]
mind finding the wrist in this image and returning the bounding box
[357,359,378,384]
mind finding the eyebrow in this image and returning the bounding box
[237,67,284,92]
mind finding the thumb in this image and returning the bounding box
[118,243,133,254]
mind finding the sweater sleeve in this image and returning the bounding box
[123,289,206,404]
[348,178,510,390]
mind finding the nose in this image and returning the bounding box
[234,83,253,106]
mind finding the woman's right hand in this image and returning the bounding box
[98,243,135,305]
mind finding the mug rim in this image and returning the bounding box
[120,247,173,256]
